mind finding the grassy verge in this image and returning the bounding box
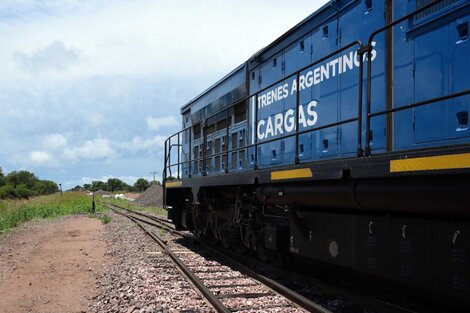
[89,212,112,224]
[100,197,166,216]
[0,192,107,234]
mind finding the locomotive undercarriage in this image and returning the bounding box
[190,187,290,263]
[166,174,470,306]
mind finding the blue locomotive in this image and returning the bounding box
[163,0,470,304]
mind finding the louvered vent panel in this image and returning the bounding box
[415,0,459,21]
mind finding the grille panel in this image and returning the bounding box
[415,0,460,21]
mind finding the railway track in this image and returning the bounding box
[101,202,426,313]
[102,202,326,313]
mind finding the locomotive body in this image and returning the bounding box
[163,0,470,302]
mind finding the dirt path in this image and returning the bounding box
[0,216,106,313]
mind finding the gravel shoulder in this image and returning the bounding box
[91,211,211,312]
[0,211,213,312]
[0,215,106,313]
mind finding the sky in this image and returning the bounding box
[0,0,326,189]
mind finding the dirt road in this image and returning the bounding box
[0,216,106,313]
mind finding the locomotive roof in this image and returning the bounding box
[180,63,246,114]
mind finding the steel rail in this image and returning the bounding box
[194,238,329,313]
[105,204,231,313]
[105,203,176,230]
[104,202,329,313]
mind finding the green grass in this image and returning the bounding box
[101,197,166,216]
[158,227,167,236]
[100,214,111,224]
[89,212,112,224]
[0,192,107,234]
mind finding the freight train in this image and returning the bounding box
[163,0,470,304]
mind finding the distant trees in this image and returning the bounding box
[134,178,150,192]
[32,180,58,195]
[107,178,125,193]
[0,167,4,187]
[80,177,158,193]
[0,168,163,199]
[91,180,107,191]
[70,185,84,192]
[6,171,38,188]
[89,179,128,192]
[150,180,162,186]
[0,169,58,200]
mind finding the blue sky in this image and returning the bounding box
[0,0,325,189]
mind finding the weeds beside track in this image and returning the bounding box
[0,192,106,233]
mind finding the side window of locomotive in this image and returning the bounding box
[193,123,201,140]
[215,118,228,133]
[206,124,215,135]
[234,101,246,124]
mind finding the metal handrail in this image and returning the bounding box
[164,40,365,179]
[165,116,359,168]
[369,90,470,119]
[363,0,452,155]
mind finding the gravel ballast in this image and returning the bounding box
[89,211,211,312]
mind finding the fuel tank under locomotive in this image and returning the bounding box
[254,174,470,302]
[256,174,470,215]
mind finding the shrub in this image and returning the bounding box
[100,214,111,224]
[0,185,16,199]
[15,184,34,199]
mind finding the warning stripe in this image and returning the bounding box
[271,168,313,180]
[165,180,182,188]
[390,153,470,172]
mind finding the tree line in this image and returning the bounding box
[0,167,58,199]
[71,178,161,193]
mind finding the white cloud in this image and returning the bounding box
[76,138,116,159]
[63,138,116,160]
[84,113,105,127]
[118,135,166,153]
[146,116,178,131]
[43,133,67,150]
[13,41,80,74]
[27,134,166,166]
[0,0,324,85]
[28,150,52,165]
